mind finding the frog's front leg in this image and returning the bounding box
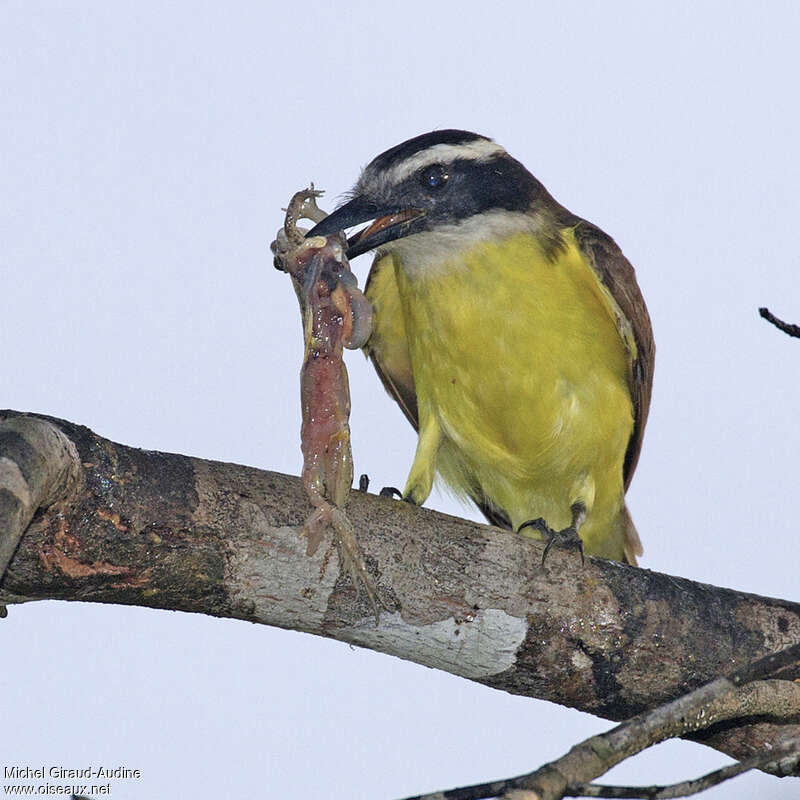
[271,186,327,269]
[299,189,327,226]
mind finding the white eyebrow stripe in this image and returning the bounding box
[387,140,506,183]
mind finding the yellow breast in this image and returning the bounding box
[371,227,635,559]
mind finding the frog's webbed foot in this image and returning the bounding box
[328,506,381,622]
[302,502,382,623]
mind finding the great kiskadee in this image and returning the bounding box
[307,130,654,564]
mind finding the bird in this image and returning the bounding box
[306,129,654,564]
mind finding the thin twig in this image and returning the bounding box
[571,737,800,798]
[759,307,800,338]
[400,643,800,800]
[400,778,514,800]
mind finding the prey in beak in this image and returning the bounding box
[306,195,425,258]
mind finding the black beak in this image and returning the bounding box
[306,195,425,258]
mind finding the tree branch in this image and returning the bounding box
[759,307,800,338]
[1,410,799,776]
[0,414,82,604]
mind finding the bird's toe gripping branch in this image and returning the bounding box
[519,502,587,566]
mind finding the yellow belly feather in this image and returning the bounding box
[368,229,634,560]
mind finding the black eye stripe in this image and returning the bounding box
[387,154,543,226]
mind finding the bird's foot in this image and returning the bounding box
[357,477,411,505]
[518,503,587,566]
[541,523,585,566]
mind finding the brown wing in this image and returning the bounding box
[572,220,655,490]
[363,252,514,530]
[363,252,419,430]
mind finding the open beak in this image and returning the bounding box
[306,195,425,258]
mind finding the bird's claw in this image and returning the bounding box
[519,516,585,566]
[542,524,585,566]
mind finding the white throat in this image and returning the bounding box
[378,210,540,280]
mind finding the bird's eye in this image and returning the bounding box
[420,164,449,191]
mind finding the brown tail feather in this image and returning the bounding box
[622,505,643,566]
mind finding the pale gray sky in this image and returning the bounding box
[1,2,798,798]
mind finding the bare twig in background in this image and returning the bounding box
[572,737,800,798]
[402,646,800,799]
[759,307,800,338]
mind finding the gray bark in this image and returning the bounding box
[1,410,798,776]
